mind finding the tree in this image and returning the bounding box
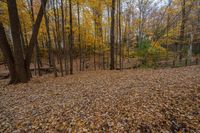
[7,0,29,82]
[41,0,58,77]
[110,0,116,70]
[179,0,186,63]
[69,0,74,74]
[0,0,47,83]
[118,0,122,70]
[0,22,16,83]
[77,1,82,71]
[61,0,68,75]
[25,0,47,75]
[28,0,42,76]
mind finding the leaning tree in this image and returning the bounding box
[0,0,47,84]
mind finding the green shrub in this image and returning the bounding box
[135,38,166,67]
[147,46,166,66]
[136,38,151,65]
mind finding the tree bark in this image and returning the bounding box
[61,0,68,75]
[1,0,47,84]
[188,33,193,63]
[42,0,57,77]
[69,0,74,74]
[25,0,48,77]
[7,0,28,82]
[0,22,17,83]
[77,2,82,71]
[110,0,116,70]
[179,0,186,63]
[118,0,122,70]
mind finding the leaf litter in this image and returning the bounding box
[0,66,199,132]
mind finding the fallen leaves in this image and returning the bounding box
[0,66,200,132]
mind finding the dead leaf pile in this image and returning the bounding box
[0,66,199,132]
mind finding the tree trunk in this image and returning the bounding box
[115,0,119,68]
[42,1,51,67]
[0,22,17,83]
[55,0,64,76]
[118,0,122,70]
[179,0,186,63]
[29,0,41,76]
[25,0,48,78]
[0,0,47,84]
[77,2,82,71]
[36,40,42,76]
[61,0,68,75]
[188,33,193,64]
[69,0,74,74]
[94,22,97,70]
[7,0,28,82]
[110,0,116,70]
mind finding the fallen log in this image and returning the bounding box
[0,73,9,80]
[0,61,5,65]
[30,67,58,74]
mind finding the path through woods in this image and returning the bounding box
[0,66,199,132]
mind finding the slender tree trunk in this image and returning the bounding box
[25,0,48,78]
[65,1,70,75]
[107,6,110,44]
[179,0,186,63]
[115,0,118,68]
[36,40,42,76]
[57,0,64,77]
[94,23,96,70]
[22,20,29,46]
[29,0,37,76]
[118,0,122,70]
[82,29,87,71]
[110,0,116,70]
[103,51,105,69]
[42,1,52,67]
[29,0,42,77]
[61,0,68,75]
[188,33,193,64]
[107,6,110,69]
[77,2,82,71]
[53,0,64,76]
[69,0,74,74]
[166,11,170,65]
[44,17,52,67]
[126,14,130,63]
[98,52,101,69]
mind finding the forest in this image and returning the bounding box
[0,0,199,132]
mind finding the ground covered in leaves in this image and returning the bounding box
[0,66,199,132]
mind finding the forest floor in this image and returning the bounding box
[0,66,199,132]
